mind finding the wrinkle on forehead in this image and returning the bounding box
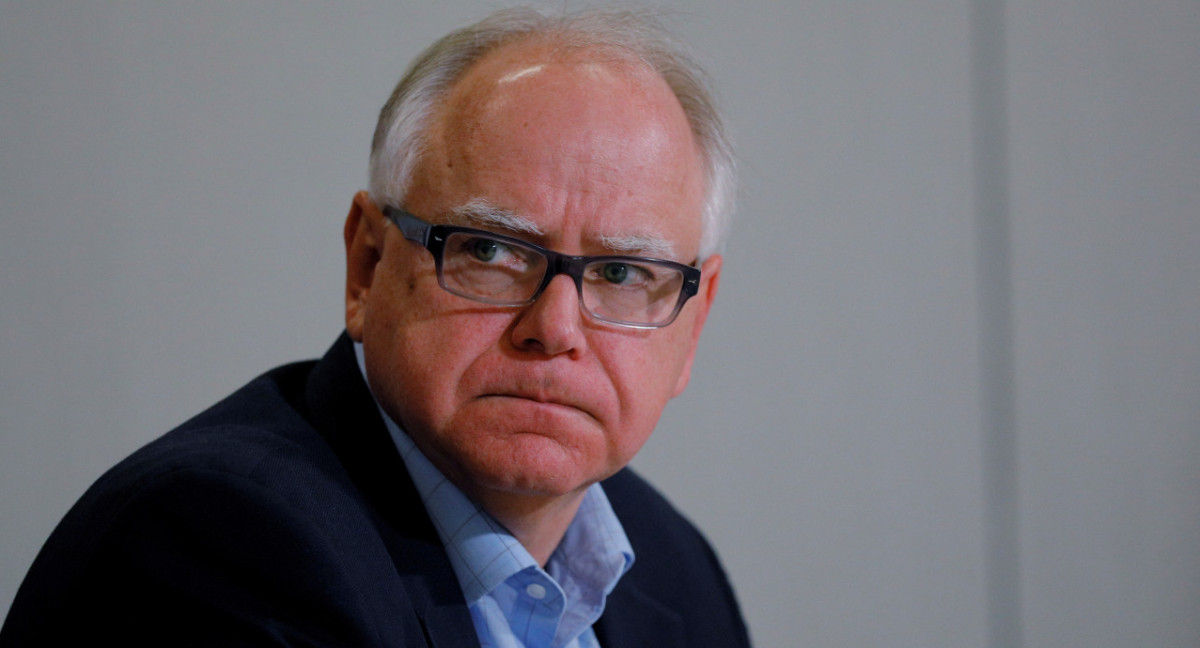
[413,40,706,261]
[451,197,676,258]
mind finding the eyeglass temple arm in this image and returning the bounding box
[389,209,432,247]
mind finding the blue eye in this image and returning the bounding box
[602,263,629,284]
[470,238,500,262]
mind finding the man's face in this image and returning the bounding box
[345,42,721,507]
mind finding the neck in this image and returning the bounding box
[471,488,589,566]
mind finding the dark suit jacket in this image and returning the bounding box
[1,335,751,647]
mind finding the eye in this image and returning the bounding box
[602,262,629,284]
[598,262,655,286]
[468,238,503,262]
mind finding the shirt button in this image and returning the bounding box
[525,583,547,600]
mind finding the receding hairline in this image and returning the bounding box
[367,6,736,258]
[427,36,695,152]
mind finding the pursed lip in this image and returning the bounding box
[468,366,606,424]
[478,390,599,422]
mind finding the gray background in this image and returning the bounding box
[2,1,1197,646]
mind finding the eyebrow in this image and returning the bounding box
[450,199,544,236]
[449,198,677,258]
[599,233,676,258]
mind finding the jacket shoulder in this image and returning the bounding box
[1,359,425,647]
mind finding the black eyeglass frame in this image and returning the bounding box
[383,207,701,329]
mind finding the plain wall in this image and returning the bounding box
[1,2,1196,646]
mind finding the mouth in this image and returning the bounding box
[480,392,597,422]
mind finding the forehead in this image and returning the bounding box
[410,39,707,258]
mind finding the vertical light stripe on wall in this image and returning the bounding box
[970,1,1021,647]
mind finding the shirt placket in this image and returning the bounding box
[509,569,565,648]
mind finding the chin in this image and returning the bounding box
[447,428,613,499]
[427,398,646,500]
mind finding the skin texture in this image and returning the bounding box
[343,40,721,563]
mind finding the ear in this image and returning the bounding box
[344,191,387,342]
[671,253,722,398]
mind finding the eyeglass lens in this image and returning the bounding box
[440,231,685,326]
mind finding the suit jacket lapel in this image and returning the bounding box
[304,334,481,648]
[595,579,685,648]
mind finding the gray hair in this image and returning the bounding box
[368,6,736,259]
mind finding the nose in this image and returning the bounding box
[510,274,587,357]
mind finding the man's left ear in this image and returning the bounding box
[344,191,387,342]
[671,253,722,398]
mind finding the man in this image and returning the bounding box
[1,7,749,647]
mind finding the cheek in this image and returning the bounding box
[376,317,503,412]
[362,259,503,430]
[600,331,694,448]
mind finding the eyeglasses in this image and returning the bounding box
[384,208,701,329]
